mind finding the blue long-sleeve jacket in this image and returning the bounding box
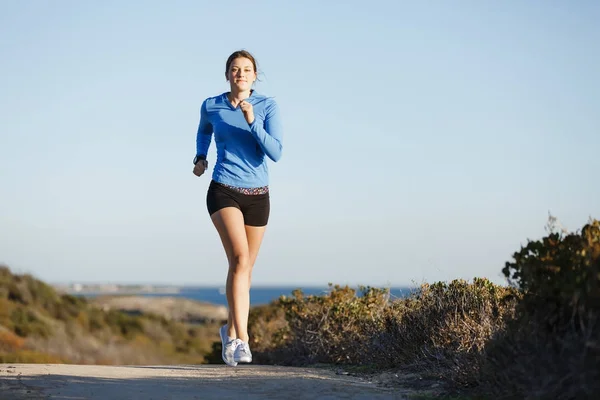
[196,91,283,188]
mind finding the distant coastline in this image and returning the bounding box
[53,283,182,296]
[52,284,413,307]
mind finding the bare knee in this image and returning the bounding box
[230,253,251,275]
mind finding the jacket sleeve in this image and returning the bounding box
[248,99,283,162]
[195,100,212,158]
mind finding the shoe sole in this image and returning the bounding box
[219,326,237,367]
[235,355,252,363]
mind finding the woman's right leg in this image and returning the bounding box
[211,206,252,342]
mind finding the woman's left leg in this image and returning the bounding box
[225,224,266,340]
[245,224,266,289]
[226,192,270,339]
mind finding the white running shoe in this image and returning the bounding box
[233,339,252,363]
[219,325,238,367]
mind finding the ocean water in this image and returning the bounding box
[139,286,413,307]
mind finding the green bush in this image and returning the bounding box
[10,307,52,338]
[476,218,600,399]
[105,310,144,339]
[503,218,600,324]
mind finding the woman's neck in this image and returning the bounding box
[228,89,252,106]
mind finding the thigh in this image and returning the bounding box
[210,207,249,264]
[245,225,267,267]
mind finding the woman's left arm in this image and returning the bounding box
[248,100,283,162]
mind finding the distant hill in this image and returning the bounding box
[0,265,223,364]
[90,295,228,324]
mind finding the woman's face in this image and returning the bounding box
[228,57,256,91]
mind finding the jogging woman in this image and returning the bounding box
[192,50,283,366]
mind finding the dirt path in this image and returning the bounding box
[0,364,411,399]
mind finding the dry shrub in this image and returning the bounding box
[0,330,25,352]
[247,286,389,365]
[378,278,518,383]
[248,278,517,382]
[247,303,289,360]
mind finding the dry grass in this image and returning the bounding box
[248,279,518,381]
[0,265,222,365]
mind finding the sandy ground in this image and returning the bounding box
[0,364,412,399]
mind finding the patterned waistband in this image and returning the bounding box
[217,181,269,195]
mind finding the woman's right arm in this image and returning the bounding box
[193,100,212,176]
[196,100,213,158]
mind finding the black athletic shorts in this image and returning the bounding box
[206,180,270,227]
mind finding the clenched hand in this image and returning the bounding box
[193,160,208,177]
[240,100,255,125]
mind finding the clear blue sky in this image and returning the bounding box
[1,0,598,287]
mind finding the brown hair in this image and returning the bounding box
[225,50,258,81]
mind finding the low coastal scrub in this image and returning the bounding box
[2,216,597,398]
[246,217,599,399]
[0,266,219,364]
[248,279,518,387]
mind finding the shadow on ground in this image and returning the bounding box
[0,364,408,400]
